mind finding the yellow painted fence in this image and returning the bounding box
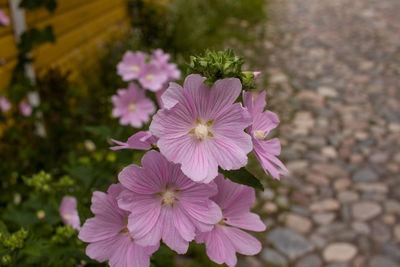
[0,0,130,90]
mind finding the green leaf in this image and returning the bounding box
[219,167,264,191]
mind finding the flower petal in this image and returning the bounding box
[222,226,262,255]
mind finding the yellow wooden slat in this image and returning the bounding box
[0,34,17,61]
[47,20,129,80]
[33,6,127,69]
[29,0,126,37]
[26,0,97,25]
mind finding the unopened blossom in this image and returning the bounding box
[111,83,155,128]
[0,97,11,112]
[0,9,9,26]
[243,91,288,179]
[79,184,158,267]
[117,150,222,254]
[196,175,266,267]
[253,71,261,80]
[59,196,81,230]
[117,51,147,82]
[138,63,168,92]
[110,131,157,151]
[150,74,252,183]
[19,101,32,116]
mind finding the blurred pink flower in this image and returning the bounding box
[138,63,168,92]
[110,131,157,151]
[111,83,155,128]
[117,150,222,254]
[150,49,181,80]
[0,96,11,112]
[19,101,32,116]
[150,49,170,65]
[79,184,158,267]
[243,91,288,179]
[117,51,147,82]
[0,9,9,26]
[196,175,266,267]
[60,196,81,231]
[150,74,252,183]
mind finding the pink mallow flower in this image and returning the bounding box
[150,49,181,80]
[19,101,32,116]
[117,51,147,82]
[0,97,11,112]
[79,184,159,267]
[59,196,81,231]
[150,74,253,183]
[138,63,168,92]
[243,91,288,179]
[196,175,266,267]
[0,9,9,26]
[112,83,155,128]
[117,150,222,254]
[110,131,157,151]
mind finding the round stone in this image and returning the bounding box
[323,243,357,262]
[352,201,382,221]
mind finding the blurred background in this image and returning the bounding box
[0,0,399,266]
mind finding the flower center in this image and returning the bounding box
[194,124,209,140]
[162,190,177,206]
[131,65,140,73]
[253,130,265,140]
[128,103,137,112]
[146,74,154,82]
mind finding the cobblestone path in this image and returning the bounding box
[243,0,400,266]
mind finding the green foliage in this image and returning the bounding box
[188,49,256,89]
[130,0,266,63]
[18,26,55,55]
[19,0,57,12]
[220,168,264,191]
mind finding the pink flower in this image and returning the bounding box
[138,63,168,92]
[243,91,288,180]
[79,184,158,267]
[111,83,155,128]
[59,196,81,230]
[150,74,253,183]
[0,9,9,26]
[110,131,157,151]
[117,150,222,254]
[117,51,147,82]
[0,97,11,112]
[196,175,266,267]
[150,49,170,65]
[150,49,180,80]
[19,101,32,116]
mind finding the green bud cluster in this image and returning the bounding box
[51,225,76,244]
[187,49,256,90]
[1,228,28,251]
[23,170,52,192]
[1,254,12,266]
[54,175,74,188]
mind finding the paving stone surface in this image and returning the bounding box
[248,0,400,265]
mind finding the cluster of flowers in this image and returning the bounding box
[112,49,180,127]
[0,96,32,117]
[60,51,287,267]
